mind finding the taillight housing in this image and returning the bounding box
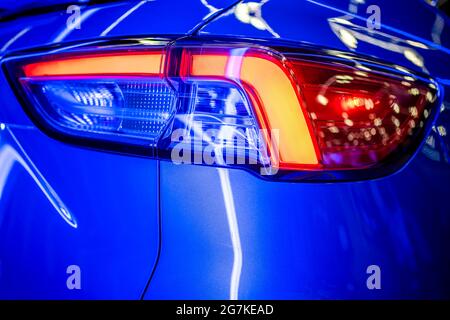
[3,38,441,181]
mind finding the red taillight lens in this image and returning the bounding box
[4,39,440,180]
[291,60,438,168]
[22,51,165,77]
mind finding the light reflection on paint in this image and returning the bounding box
[178,112,244,300]
[0,125,77,228]
[327,15,428,72]
[204,0,280,38]
[53,7,100,43]
[218,168,242,300]
[100,0,151,37]
[0,26,31,53]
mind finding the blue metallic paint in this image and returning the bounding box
[146,152,450,299]
[0,0,449,299]
[0,125,160,298]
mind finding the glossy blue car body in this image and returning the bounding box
[0,0,449,299]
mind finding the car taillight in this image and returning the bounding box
[3,39,440,180]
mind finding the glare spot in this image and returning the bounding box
[335,53,353,60]
[161,112,170,119]
[335,75,353,84]
[333,18,353,26]
[235,2,252,23]
[336,75,354,81]
[356,64,371,72]
[344,118,354,126]
[251,18,267,31]
[391,116,400,127]
[408,88,420,96]
[328,126,339,133]
[409,106,418,117]
[437,125,446,136]
[60,207,72,220]
[403,49,424,67]
[392,103,400,114]
[354,71,368,77]
[316,94,329,106]
[401,81,411,87]
[365,98,374,110]
[394,65,410,74]
[338,29,358,49]
[405,40,428,49]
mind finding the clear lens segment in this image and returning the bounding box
[21,78,177,146]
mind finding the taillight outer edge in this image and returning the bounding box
[1,37,443,182]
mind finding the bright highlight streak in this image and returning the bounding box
[218,168,242,301]
[100,0,150,37]
[1,27,31,53]
[0,127,77,228]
